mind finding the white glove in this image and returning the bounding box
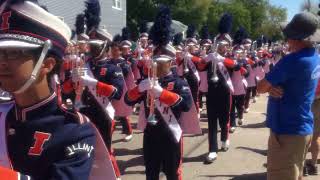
[138,79,152,92]
[152,80,163,98]
[79,73,98,87]
[207,52,225,63]
[71,69,80,83]
[206,52,218,61]
[183,51,192,61]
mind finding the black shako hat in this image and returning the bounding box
[0,0,71,58]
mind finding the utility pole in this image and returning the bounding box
[318,0,320,15]
[306,0,311,12]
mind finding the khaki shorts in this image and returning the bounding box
[267,132,312,180]
[312,99,320,138]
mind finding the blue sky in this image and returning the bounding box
[269,0,305,21]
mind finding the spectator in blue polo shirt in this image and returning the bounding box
[258,12,320,180]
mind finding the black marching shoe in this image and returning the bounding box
[307,163,318,175]
[303,165,309,176]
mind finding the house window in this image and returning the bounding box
[112,0,121,10]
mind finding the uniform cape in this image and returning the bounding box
[176,57,200,82]
[0,102,117,180]
[231,70,247,96]
[254,62,265,81]
[263,59,271,74]
[111,66,135,116]
[245,65,257,88]
[199,71,208,93]
[137,88,202,137]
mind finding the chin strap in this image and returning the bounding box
[0,0,11,15]
[96,41,108,59]
[13,40,52,94]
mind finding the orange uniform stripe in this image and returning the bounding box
[62,61,71,70]
[197,59,207,71]
[247,58,255,66]
[62,79,74,94]
[127,86,142,101]
[159,89,180,106]
[191,56,202,64]
[240,67,247,75]
[224,58,235,68]
[0,167,19,180]
[96,82,115,97]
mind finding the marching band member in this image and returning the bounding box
[108,39,134,142]
[125,6,200,180]
[121,27,138,82]
[134,21,153,82]
[252,38,265,99]
[184,25,201,113]
[243,38,258,112]
[200,13,237,163]
[138,21,150,49]
[61,14,91,106]
[230,28,250,130]
[254,38,266,83]
[72,0,123,178]
[75,39,123,179]
[198,25,212,114]
[0,1,116,180]
[262,41,273,74]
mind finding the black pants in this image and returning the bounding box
[81,90,121,177]
[81,90,113,150]
[199,91,206,109]
[185,73,199,111]
[244,86,257,109]
[115,116,133,135]
[144,122,182,180]
[230,95,245,127]
[81,106,113,151]
[206,85,231,153]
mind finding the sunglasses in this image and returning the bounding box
[0,48,40,60]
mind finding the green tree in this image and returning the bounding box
[257,4,287,41]
[127,0,287,41]
[206,1,251,37]
[172,0,211,30]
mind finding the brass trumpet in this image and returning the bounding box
[136,41,143,61]
[210,37,219,83]
[146,59,158,125]
[251,41,257,56]
[183,47,190,75]
[70,44,87,110]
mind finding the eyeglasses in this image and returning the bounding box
[0,49,40,61]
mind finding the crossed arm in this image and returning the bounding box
[257,79,283,98]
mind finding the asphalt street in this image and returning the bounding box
[112,95,319,180]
